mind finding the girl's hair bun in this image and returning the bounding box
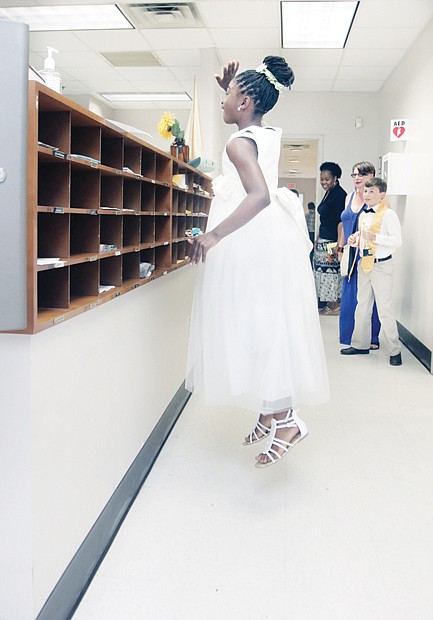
[263,55,295,89]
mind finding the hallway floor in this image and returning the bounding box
[72,317,433,620]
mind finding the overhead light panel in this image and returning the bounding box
[101,92,191,102]
[281,1,359,48]
[0,4,133,31]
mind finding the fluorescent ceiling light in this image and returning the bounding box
[101,92,191,102]
[281,1,359,48]
[0,4,133,31]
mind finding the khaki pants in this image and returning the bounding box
[351,259,401,355]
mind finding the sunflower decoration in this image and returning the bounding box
[157,111,185,145]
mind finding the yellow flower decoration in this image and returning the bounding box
[158,111,175,139]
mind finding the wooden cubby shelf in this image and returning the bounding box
[11,81,213,333]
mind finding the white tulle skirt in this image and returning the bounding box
[186,186,329,413]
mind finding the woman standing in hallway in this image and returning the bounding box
[313,162,347,315]
[338,161,381,348]
[186,57,329,468]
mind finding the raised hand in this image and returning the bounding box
[215,61,240,91]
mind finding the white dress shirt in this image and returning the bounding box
[360,204,402,259]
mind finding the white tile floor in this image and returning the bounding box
[73,317,433,620]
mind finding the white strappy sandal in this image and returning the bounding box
[243,418,271,446]
[255,409,308,468]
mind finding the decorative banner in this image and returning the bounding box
[185,76,204,161]
[390,119,408,141]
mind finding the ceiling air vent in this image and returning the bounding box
[120,2,204,28]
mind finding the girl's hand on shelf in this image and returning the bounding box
[215,61,239,91]
[187,231,219,264]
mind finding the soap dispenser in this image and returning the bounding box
[39,47,62,94]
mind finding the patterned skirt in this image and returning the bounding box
[313,238,342,303]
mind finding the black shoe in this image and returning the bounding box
[390,353,402,366]
[340,347,370,355]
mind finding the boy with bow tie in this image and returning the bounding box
[340,178,403,365]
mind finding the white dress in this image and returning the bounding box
[186,125,329,413]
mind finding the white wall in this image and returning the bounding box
[0,267,195,617]
[115,87,382,207]
[377,18,433,354]
[0,336,33,620]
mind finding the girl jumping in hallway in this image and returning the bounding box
[186,57,329,468]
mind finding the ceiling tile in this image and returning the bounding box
[295,65,339,80]
[341,48,407,66]
[347,27,421,49]
[280,49,345,66]
[198,1,279,28]
[79,79,136,92]
[112,66,174,81]
[156,49,202,67]
[127,79,185,91]
[217,49,281,69]
[53,50,115,69]
[141,28,214,49]
[336,65,395,80]
[29,31,89,52]
[74,29,150,51]
[209,27,279,48]
[292,80,334,91]
[353,0,433,28]
[333,79,384,92]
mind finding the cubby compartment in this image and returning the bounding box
[142,149,156,179]
[70,168,100,210]
[100,215,122,249]
[100,175,123,210]
[174,240,187,265]
[177,191,186,214]
[171,189,178,213]
[124,143,142,176]
[123,178,141,211]
[101,133,123,170]
[38,212,70,259]
[155,244,171,274]
[70,214,100,256]
[196,196,207,215]
[141,182,155,212]
[70,261,99,302]
[155,185,171,213]
[122,214,140,249]
[38,161,70,208]
[140,215,154,245]
[139,248,155,279]
[38,267,69,310]
[155,215,171,244]
[186,194,194,214]
[171,216,178,241]
[100,255,122,289]
[156,155,172,184]
[177,216,186,239]
[122,251,140,284]
[70,125,101,162]
[38,110,71,153]
[193,195,200,213]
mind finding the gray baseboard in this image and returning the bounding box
[36,382,191,620]
[398,321,432,373]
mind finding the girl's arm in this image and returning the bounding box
[188,136,270,264]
